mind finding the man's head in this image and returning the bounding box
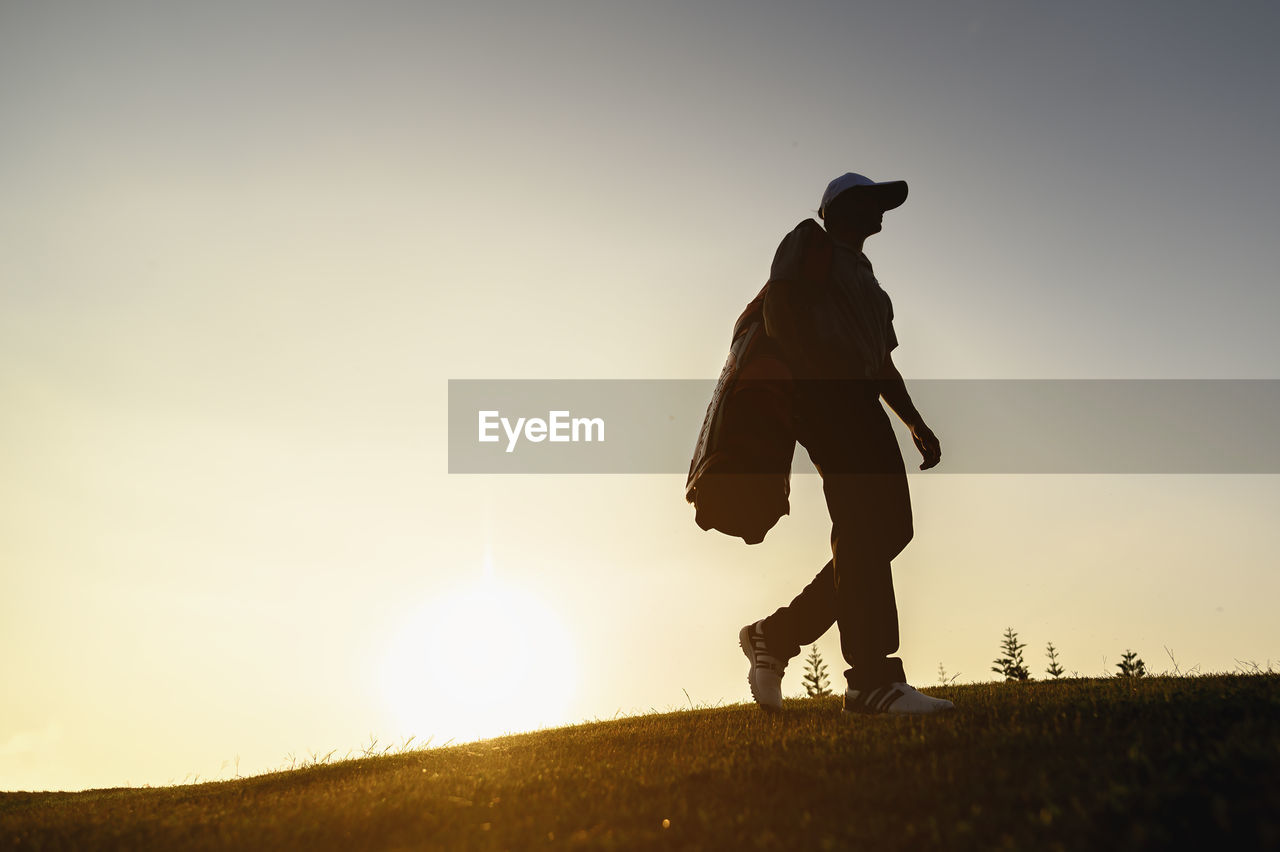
[819,172,908,244]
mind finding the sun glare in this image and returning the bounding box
[381,572,578,746]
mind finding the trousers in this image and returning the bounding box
[760,380,914,690]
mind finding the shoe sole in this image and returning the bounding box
[739,626,782,713]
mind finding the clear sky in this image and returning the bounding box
[3,0,1279,791]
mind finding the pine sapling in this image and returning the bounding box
[802,645,832,697]
[1045,641,1065,679]
[992,627,1032,682]
[1116,649,1147,678]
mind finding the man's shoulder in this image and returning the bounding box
[782,218,828,250]
[768,219,832,285]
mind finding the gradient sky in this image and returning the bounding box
[3,1,1279,791]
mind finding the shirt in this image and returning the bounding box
[763,220,899,381]
[826,239,898,379]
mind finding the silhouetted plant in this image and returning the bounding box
[992,627,1032,682]
[1045,641,1065,679]
[802,645,832,697]
[1116,650,1147,678]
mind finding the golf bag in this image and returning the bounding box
[685,219,837,544]
[685,284,797,545]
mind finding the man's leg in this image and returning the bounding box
[758,559,838,664]
[825,469,951,713]
[742,474,906,709]
[825,471,906,689]
[741,559,836,711]
[800,389,913,690]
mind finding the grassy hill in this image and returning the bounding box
[3,675,1278,850]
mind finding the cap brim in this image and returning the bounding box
[822,180,909,217]
[865,180,908,211]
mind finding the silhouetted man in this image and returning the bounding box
[738,172,954,715]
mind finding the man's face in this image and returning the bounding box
[853,206,885,236]
[826,191,886,239]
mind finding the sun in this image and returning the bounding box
[380,572,578,745]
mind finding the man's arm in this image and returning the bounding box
[878,352,941,470]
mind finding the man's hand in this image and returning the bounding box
[878,353,941,469]
[910,422,941,470]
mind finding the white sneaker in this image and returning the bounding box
[843,682,955,715]
[739,621,785,712]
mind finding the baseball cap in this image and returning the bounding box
[819,172,909,219]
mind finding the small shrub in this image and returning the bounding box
[1045,641,1065,679]
[1116,649,1147,678]
[802,645,832,697]
[992,627,1032,682]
